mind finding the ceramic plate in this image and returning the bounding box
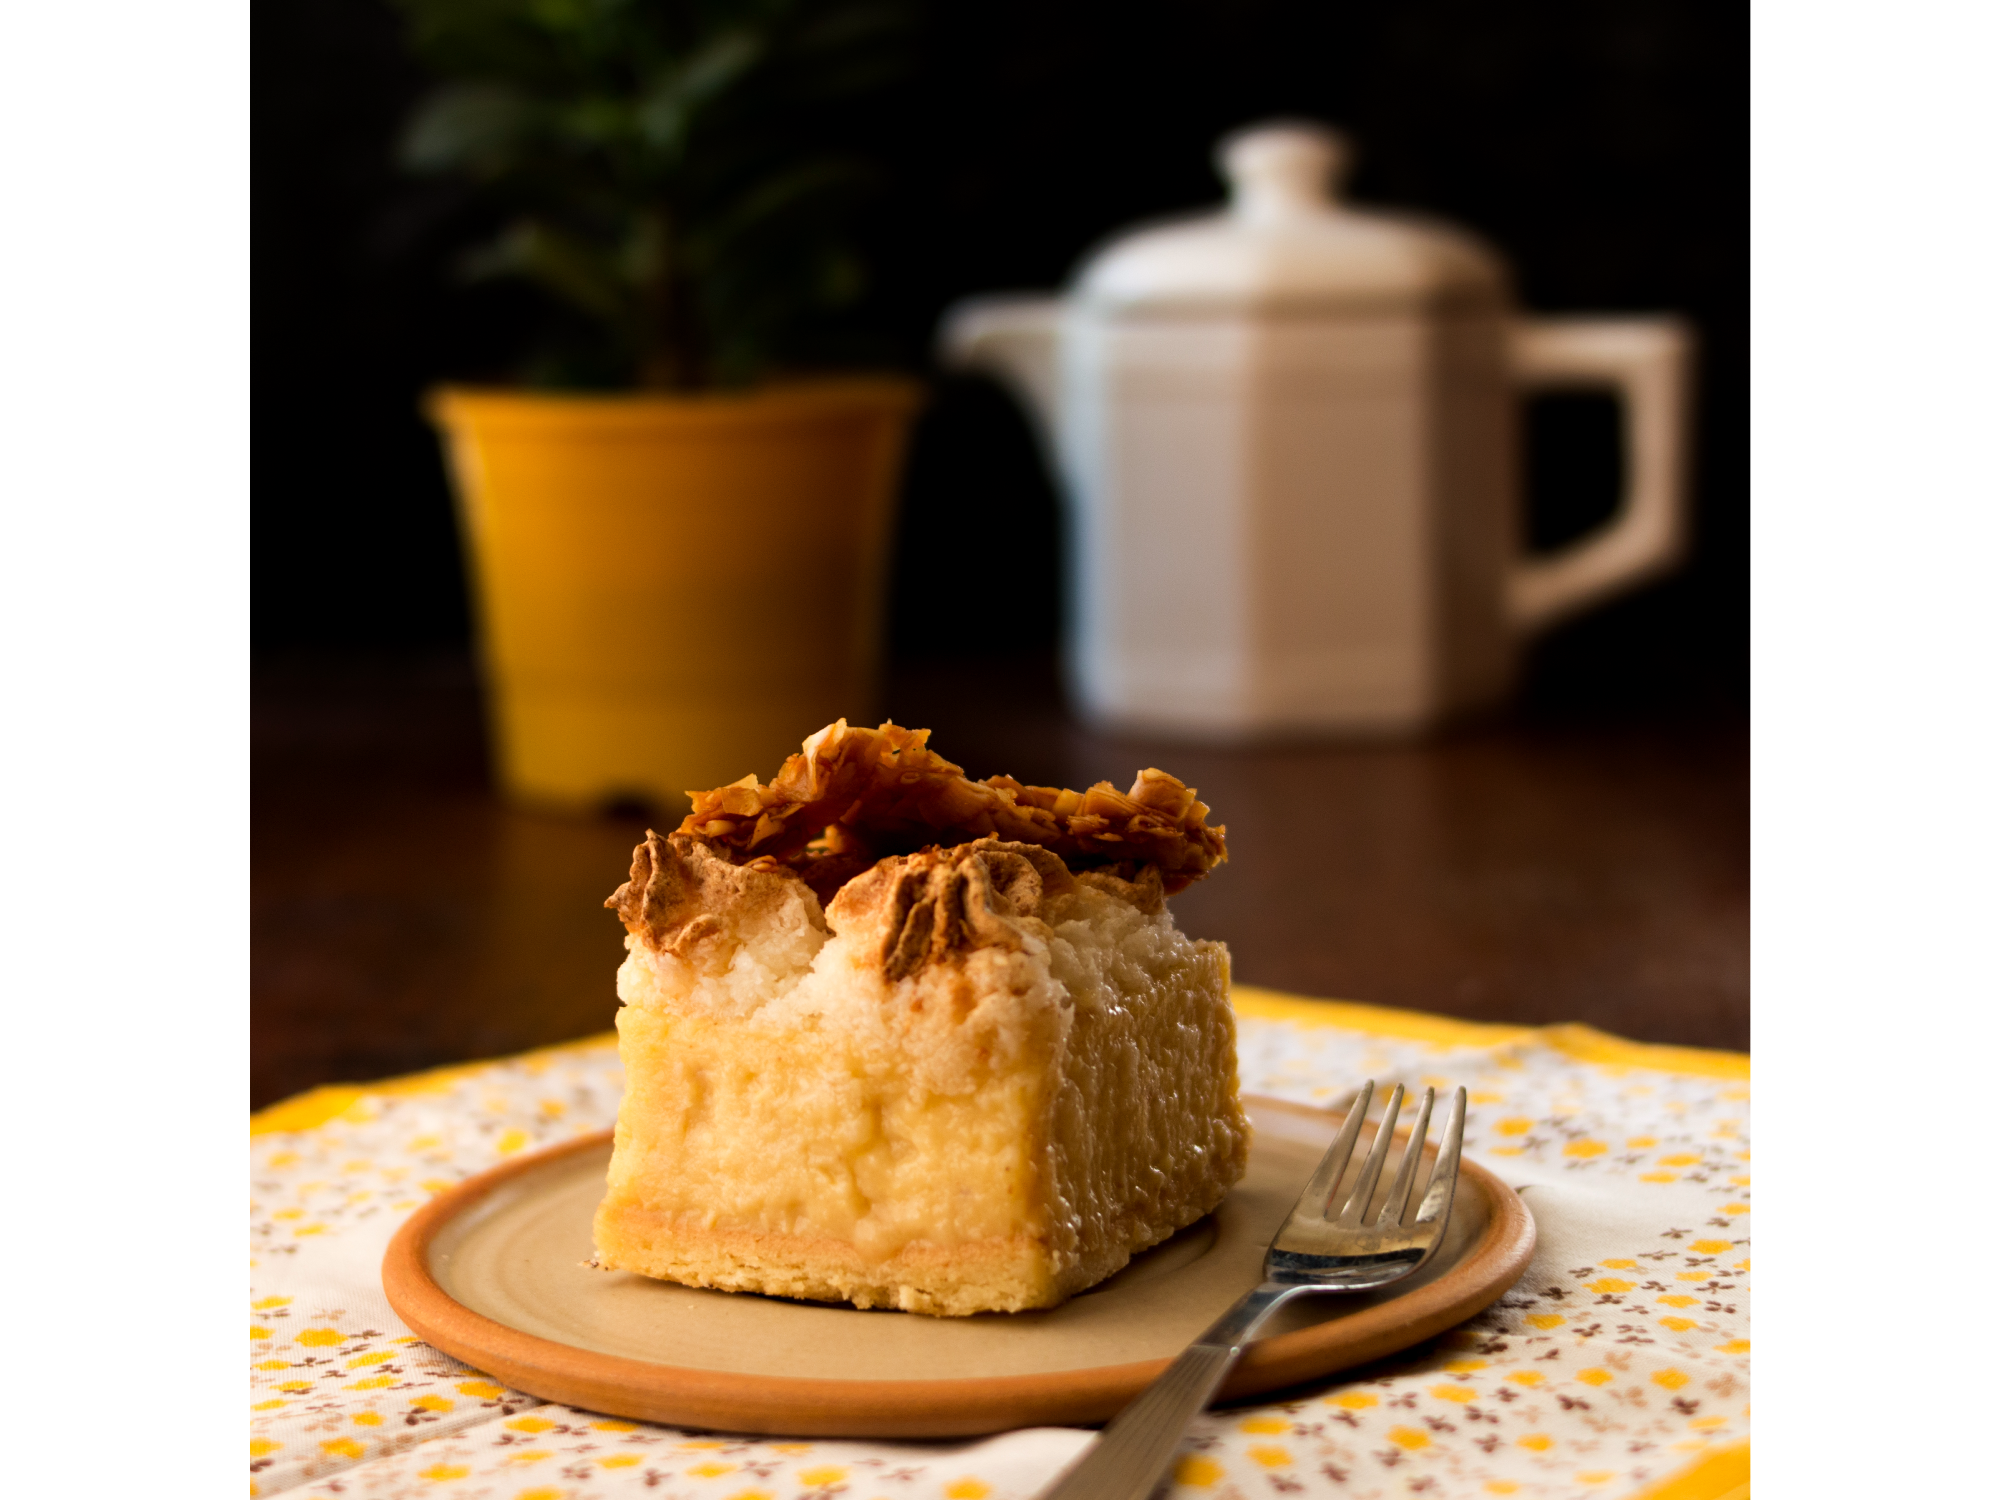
[383,1095,1534,1437]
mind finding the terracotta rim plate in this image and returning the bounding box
[383,1095,1534,1438]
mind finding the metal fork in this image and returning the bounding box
[1039,1081,1467,1500]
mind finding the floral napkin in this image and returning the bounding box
[250,987,1749,1500]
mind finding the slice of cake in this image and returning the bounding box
[593,720,1250,1315]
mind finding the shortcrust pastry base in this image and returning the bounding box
[593,1206,1063,1317]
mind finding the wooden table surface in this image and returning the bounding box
[252,649,1747,1111]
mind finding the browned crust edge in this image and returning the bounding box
[379,1100,1536,1438]
[591,1151,1237,1318]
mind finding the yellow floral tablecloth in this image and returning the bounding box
[250,988,1749,1500]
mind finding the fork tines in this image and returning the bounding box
[1307,1080,1467,1228]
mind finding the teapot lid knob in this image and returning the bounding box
[1072,119,1506,311]
[1218,122,1350,223]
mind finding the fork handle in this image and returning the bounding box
[1039,1283,1301,1500]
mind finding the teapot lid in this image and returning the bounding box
[1075,122,1508,313]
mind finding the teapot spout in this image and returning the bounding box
[938,295,1062,454]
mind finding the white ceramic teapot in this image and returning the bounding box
[940,122,1692,737]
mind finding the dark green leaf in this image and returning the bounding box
[401,83,538,175]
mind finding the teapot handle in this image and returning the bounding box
[1505,317,1695,635]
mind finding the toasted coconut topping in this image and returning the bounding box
[674,719,1227,904]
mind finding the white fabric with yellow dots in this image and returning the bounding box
[249,986,1749,1500]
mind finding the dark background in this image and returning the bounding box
[258,0,1743,707]
[254,1,1745,1105]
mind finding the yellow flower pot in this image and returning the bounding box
[428,379,922,813]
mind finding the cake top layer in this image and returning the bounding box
[671,719,1227,903]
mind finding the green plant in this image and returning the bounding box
[395,0,917,389]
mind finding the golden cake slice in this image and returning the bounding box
[593,720,1249,1315]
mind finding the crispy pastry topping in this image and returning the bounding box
[673,719,1227,903]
